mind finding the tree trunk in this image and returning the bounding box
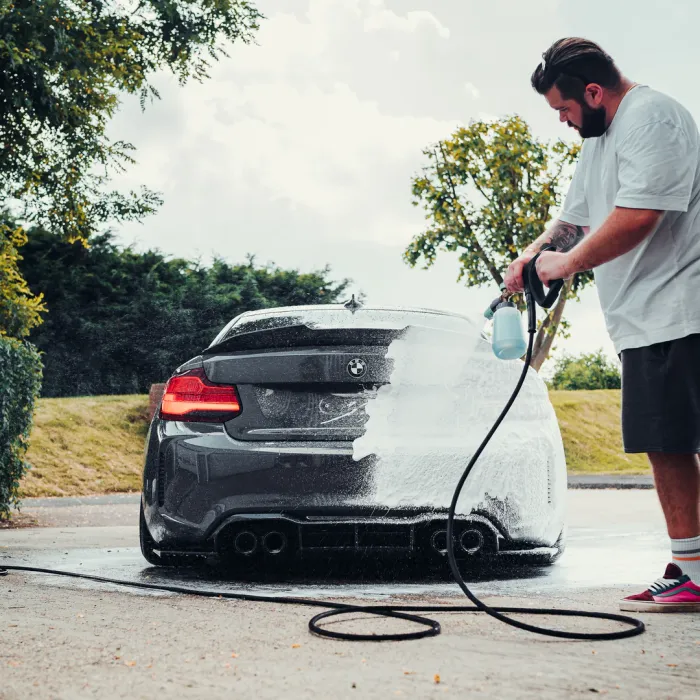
[530,277,573,371]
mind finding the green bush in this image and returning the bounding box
[549,350,621,391]
[0,337,43,518]
[17,226,351,397]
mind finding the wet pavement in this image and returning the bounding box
[6,490,698,700]
[1,490,669,600]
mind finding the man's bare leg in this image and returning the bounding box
[620,453,700,607]
[648,452,700,539]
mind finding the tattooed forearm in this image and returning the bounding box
[543,221,585,252]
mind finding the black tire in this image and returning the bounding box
[139,503,209,568]
[507,530,566,568]
[139,502,164,566]
[550,529,566,563]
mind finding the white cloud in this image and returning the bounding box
[219,9,329,79]
[206,81,450,214]
[364,7,451,39]
[109,0,568,259]
[172,78,456,239]
[110,1,458,245]
[465,82,481,99]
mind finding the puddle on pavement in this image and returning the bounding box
[1,526,668,599]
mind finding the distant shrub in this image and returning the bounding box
[0,337,43,518]
[549,350,621,391]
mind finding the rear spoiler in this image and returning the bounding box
[202,325,406,355]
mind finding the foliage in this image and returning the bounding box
[406,116,594,369]
[0,336,43,518]
[17,224,351,397]
[0,0,262,242]
[0,1,262,512]
[0,222,46,339]
[549,350,621,391]
[0,220,45,517]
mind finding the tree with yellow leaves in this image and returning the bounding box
[406,116,593,370]
[0,220,44,518]
[0,222,46,339]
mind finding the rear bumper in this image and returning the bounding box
[143,506,563,567]
[142,419,566,557]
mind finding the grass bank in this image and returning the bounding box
[20,395,149,498]
[18,389,648,498]
[550,390,649,474]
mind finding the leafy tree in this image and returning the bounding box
[0,218,44,520]
[17,226,351,397]
[0,221,46,339]
[0,1,262,516]
[0,0,262,242]
[406,116,594,370]
[549,350,621,391]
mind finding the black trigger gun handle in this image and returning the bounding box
[522,245,565,332]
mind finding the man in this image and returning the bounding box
[506,38,700,612]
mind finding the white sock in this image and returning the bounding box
[671,535,700,582]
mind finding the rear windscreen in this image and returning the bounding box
[209,307,480,348]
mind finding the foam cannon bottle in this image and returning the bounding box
[484,287,527,361]
[483,246,564,361]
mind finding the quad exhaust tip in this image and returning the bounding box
[233,531,258,556]
[430,527,484,555]
[460,528,484,555]
[229,523,487,558]
[232,530,287,556]
[430,530,448,555]
[262,531,287,555]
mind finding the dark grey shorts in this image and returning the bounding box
[621,333,700,454]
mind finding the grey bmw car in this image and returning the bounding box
[140,302,566,568]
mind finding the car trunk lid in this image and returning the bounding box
[203,336,394,442]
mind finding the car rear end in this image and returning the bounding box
[141,305,565,567]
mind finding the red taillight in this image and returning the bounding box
[159,368,241,422]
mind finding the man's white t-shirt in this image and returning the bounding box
[560,85,700,354]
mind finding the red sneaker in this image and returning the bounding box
[620,563,700,612]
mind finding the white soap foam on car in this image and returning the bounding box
[353,321,566,543]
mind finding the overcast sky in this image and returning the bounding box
[108,0,700,368]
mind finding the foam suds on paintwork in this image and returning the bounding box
[353,320,566,544]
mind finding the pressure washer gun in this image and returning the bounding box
[483,245,564,360]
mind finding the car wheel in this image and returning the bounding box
[139,502,165,566]
[550,529,566,563]
[519,530,566,567]
[139,503,210,568]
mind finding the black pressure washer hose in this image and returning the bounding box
[0,252,646,642]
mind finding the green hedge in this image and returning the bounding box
[0,337,43,518]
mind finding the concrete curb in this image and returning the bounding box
[568,474,654,489]
[17,476,654,509]
[19,494,141,508]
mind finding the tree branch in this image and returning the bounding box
[533,311,553,359]
[531,277,573,371]
[468,172,494,206]
[436,144,503,286]
[552,159,568,183]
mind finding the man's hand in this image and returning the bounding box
[504,250,537,293]
[505,220,586,293]
[535,251,574,286]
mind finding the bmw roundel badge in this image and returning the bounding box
[347,358,367,378]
